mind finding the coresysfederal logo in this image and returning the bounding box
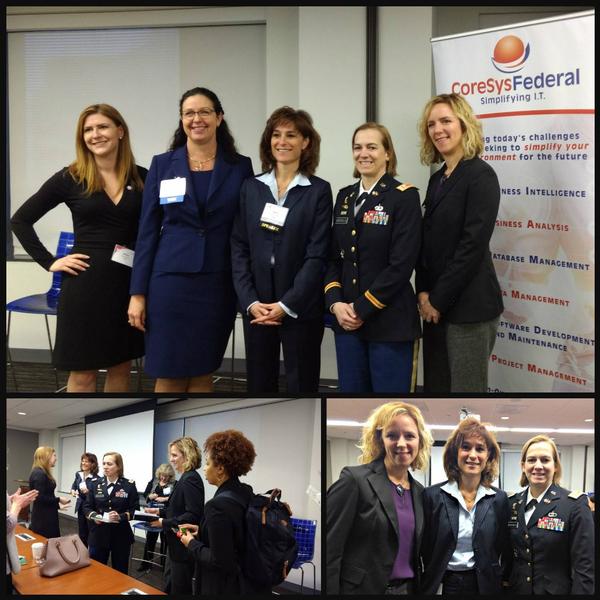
[491,35,530,73]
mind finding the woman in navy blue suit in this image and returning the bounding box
[128,87,253,392]
[421,417,509,595]
[231,107,332,393]
[69,452,98,547]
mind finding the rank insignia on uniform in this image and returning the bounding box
[340,249,345,258]
[379,182,387,189]
[397,183,415,191]
[543,498,551,503]
[551,490,556,495]
[371,190,379,196]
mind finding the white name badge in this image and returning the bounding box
[159,177,186,204]
[99,512,112,523]
[111,244,135,268]
[162,486,172,495]
[260,202,289,230]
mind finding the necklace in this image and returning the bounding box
[189,154,215,171]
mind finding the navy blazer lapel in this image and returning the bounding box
[207,151,233,204]
[441,488,460,542]
[367,460,399,538]
[473,492,493,535]
[283,181,310,212]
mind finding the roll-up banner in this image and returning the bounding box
[432,11,594,392]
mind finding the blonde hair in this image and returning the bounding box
[169,436,201,472]
[68,103,144,195]
[443,417,500,487]
[519,435,562,487]
[103,452,124,478]
[352,122,398,178]
[31,446,56,483]
[155,463,176,482]
[357,402,433,470]
[418,93,484,165]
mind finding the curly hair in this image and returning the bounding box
[519,434,562,487]
[204,430,256,477]
[168,86,239,162]
[351,122,398,178]
[259,106,321,176]
[443,417,500,487]
[357,402,433,471]
[418,93,484,165]
[169,436,201,472]
[155,463,176,483]
[68,103,144,195]
[80,452,99,475]
[31,446,56,483]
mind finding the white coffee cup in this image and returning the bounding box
[31,542,45,564]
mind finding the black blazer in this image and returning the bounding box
[416,157,503,323]
[82,475,139,550]
[326,459,424,595]
[70,471,95,513]
[29,467,60,538]
[160,470,204,563]
[324,174,422,341]
[503,484,594,595]
[231,174,333,320]
[187,477,267,595]
[421,481,510,594]
[130,146,253,295]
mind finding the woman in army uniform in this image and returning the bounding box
[503,435,594,594]
[324,123,421,393]
[83,451,139,574]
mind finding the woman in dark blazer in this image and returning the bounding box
[129,87,253,393]
[421,417,509,595]
[502,435,594,594]
[180,430,269,595]
[146,437,204,594]
[416,93,503,393]
[231,106,332,393]
[69,452,98,546]
[324,123,421,393]
[29,446,71,538]
[327,402,432,595]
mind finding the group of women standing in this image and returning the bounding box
[21,432,260,594]
[11,87,503,394]
[326,402,595,595]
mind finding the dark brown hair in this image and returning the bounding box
[443,417,500,487]
[81,452,99,475]
[259,106,320,176]
[204,430,256,478]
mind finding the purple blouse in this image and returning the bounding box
[389,480,416,580]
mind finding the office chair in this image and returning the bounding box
[289,517,317,594]
[7,231,75,391]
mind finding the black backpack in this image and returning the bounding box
[220,488,298,590]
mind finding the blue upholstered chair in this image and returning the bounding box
[6,231,75,391]
[289,517,317,594]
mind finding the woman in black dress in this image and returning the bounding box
[29,446,71,538]
[11,103,146,392]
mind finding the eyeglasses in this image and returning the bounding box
[181,108,216,120]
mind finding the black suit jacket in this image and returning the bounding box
[324,174,422,341]
[29,467,60,538]
[187,477,267,595]
[503,484,594,595]
[416,157,503,323]
[326,459,424,594]
[160,470,204,563]
[70,471,94,513]
[420,481,510,594]
[231,174,332,320]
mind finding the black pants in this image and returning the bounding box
[76,507,89,547]
[442,569,479,594]
[89,542,131,574]
[242,315,324,393]
[169,557,196,595]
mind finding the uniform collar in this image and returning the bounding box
[526,483,553,506]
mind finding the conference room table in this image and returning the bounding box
[12,525,165,595]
